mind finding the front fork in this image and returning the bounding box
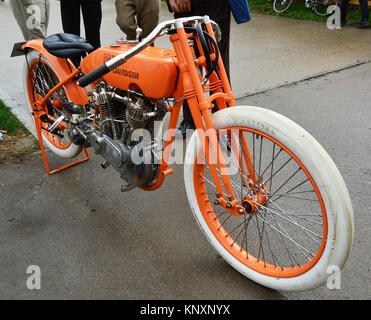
[172,17,268,216]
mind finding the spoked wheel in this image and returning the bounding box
[273,0,293,13]
[312,0,339,16]
[23,50,82,158]
[184,106,353,291]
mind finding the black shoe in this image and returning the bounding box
[177,119,195,139]
[355,21,369,28]
[341,22,346,28]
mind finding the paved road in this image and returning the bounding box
[239,62,371,300]
[1,61,370,300]
[0,0,370,300]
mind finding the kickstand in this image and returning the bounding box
[34,112,90,175]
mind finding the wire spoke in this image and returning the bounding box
[196,126,324,270]
[256,211,315,261]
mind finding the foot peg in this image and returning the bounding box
[101,161,111,169]
[48,115,65,133]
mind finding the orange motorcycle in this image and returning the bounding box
[14,16,353,291]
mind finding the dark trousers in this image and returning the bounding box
[183,14,231,122]
[341,0,369,23]
[60,0,102,49]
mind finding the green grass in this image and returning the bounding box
[249,0,369,25]
[16,143,40,156]
[163,0,367,25]
[0,100,28,135]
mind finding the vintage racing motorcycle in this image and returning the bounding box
[12,16,353,291]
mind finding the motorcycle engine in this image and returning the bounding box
[85,83,167,191]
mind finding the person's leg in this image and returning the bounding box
[134,0,160,38]
[210,14,231,114]
[60,0,83,66]
[60,0,81,36]
[359,0,369,22]
[44,0,50,31]
[81,1,102,49]
[340,0,350,24]
[216,15,231,82]
[10,0,49,40]
[115,0,138,40]
[354,0,369,27]
[10,0,29,39]
[33,0,49,39]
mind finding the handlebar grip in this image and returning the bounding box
[78,64,110,87]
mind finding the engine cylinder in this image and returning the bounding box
[126,98,153,129]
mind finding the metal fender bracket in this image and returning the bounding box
[11,42,27,57]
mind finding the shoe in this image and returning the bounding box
[354,21,369,28]
[177,119,195,139]
[341,22,346,28]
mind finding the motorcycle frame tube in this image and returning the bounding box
[203,18,258,183]
[171,18,242,204]
[202,19,259,191]
[39,68,81,111]
[204,17,235,106]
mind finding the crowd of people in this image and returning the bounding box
[7,0,370,37]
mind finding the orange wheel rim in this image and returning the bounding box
[193,126,328,278]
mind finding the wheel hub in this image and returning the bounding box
[242,200,253,213]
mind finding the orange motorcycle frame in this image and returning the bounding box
[21,19,258,213]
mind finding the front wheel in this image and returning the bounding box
[184,106,353,291]
[273,0,294,13]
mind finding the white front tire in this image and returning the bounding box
[184,106,353,291]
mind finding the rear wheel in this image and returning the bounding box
[184,106,353,291]
[23,50,82,159]
[312,0,339,16]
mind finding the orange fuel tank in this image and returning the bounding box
[80,43,178,99]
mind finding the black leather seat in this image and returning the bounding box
[43,33,94,59]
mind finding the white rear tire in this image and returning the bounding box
[23,50,82,159]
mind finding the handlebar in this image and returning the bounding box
[78,64,110,88]
[77,16,221,88]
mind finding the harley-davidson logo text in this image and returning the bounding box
[103,54,139,80]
